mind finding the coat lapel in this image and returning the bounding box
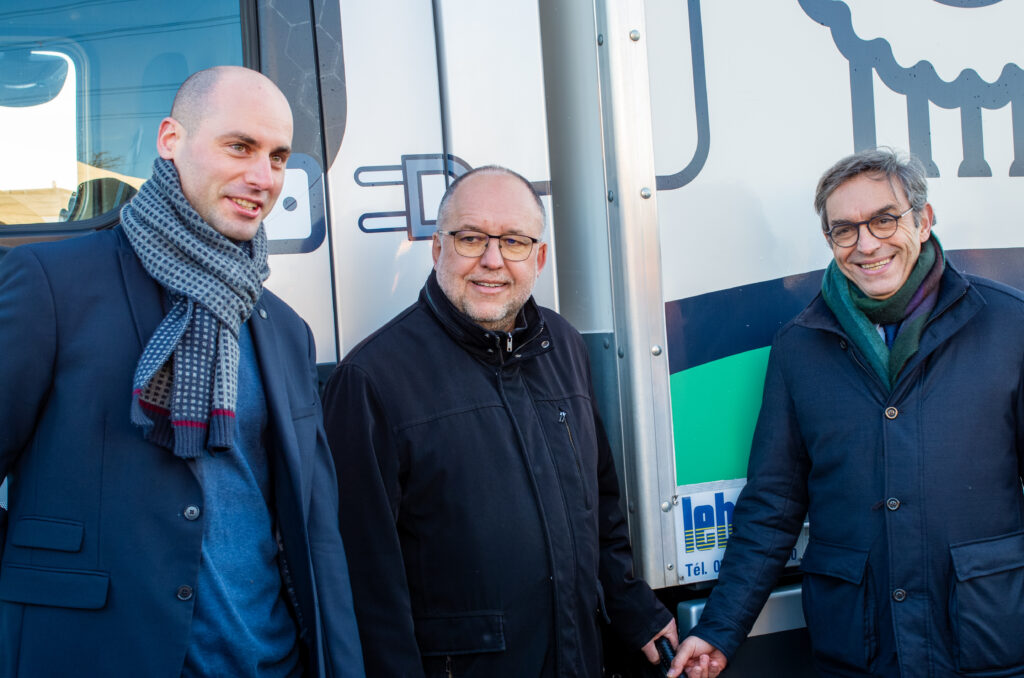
[115,228,165,350]
[248,298,309,518]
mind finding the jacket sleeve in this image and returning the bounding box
[0,247,58,544]
[689,342,810,659]
[301,326,366,678]
[593,388,673,650]
[322,362,425,678]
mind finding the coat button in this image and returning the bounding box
[892,588,907,602]
[886,497,901,511]
[258,308,268,319]
[839,339,848,350]
[183,505,201,521]
[884,406,899,420]
[541,340,550,349]
[176,585,194,601]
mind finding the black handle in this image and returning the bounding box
[656,637,676,676]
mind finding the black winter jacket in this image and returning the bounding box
[323,272,670,677]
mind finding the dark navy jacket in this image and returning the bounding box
[0,227,364,677]
[323,272,670,677]
[692,264,1024,677]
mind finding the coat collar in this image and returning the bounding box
[794,262,985,393]
[420,270,552,366]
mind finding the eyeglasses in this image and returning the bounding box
[439,230,540,262]
[825,206,914,247]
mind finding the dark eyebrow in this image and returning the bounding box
[829,203,900,226]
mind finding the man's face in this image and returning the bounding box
[157,71,292,242]
[432,173,547,333]
[825,172,933,300]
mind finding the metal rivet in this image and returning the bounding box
[666,563,675,571]
[597,33,604,46]
[651,345,662,356]
[617,347,625,358]
[258,308,268,319]
[603,338,610,349]
[607,190,615,202]
[640,187,652,199]
[629,29,641,41]
[661,501,671,512]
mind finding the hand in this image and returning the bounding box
[641,619,680,666]
[669,635,727,678]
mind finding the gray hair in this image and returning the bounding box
[436,165,546,236]
[814,147,930,232]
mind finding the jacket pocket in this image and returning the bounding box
[949,530,1024,673]
[414,611,505,656]
[9,516,83,552]
[800,539,875,670]
[557,409,591,510]
[0,562,109,609]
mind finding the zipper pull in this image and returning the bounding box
[558,410,566,423]
[446,655,453,678]
[506,333,513,352]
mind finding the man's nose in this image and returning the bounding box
[857,224,882,253]
[479,237,505,268]
[245,155,274,190]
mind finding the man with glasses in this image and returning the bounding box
[674,148,1024,678]
[322,166,678,677]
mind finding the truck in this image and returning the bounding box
[3,1,1022,674]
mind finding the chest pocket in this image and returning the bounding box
[540,400,596,511]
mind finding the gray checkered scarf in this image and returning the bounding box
[121,157,270,459]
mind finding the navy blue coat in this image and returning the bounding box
[0,227,364,677]
[322,272,670,677]
[692,264,1024,677]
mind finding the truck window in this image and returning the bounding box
[0,0,246,235]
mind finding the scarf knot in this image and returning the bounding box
[821,236,944,390]
[121,157,270,458]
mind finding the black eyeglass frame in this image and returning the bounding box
[825,206,915,248]
[438,230,541,262]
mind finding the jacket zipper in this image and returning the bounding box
[446,655,453,678]
[559,409,591,509]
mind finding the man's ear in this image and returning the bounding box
[534,241,548,274]
[918,203,935,242]
[156,117,183,160]
[431,232,442,267]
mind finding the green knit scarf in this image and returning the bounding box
[821,235,944,390]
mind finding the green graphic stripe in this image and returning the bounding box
[671,347,770,486]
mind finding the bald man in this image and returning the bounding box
[323,167,674,677]
[0,66,364,677]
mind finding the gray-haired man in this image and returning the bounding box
[677,148,1024,678]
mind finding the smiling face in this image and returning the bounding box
[825,172,933,300]
[432,171,547,332]
[157,68,292,242]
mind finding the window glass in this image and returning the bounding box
[0,1,245,228]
